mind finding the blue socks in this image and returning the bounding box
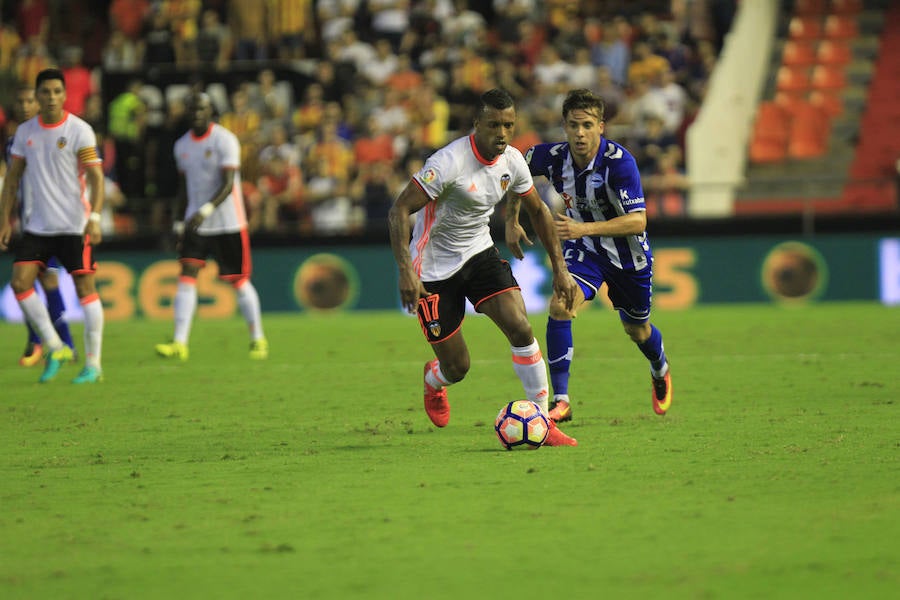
[637,324,667,377]
[45,287,74,349]
[546,317,573,397]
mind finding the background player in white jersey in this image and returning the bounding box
[4,83,76,366]
[155,92,268,361]
[521,88,672,420]
[0,68,106,384]
[388,88,579,446]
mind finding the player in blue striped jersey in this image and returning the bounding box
[516,88,672,419]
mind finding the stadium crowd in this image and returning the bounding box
[0,0,735,239]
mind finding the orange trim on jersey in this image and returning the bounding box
[227,178,247,228]
[15,288,36,301]
[181,257,206,268]
[468,134,500,166]
[190,124,214,141]
[38,111,70,129]
[79,293,100,305]
[512,350,543,365]
[473,286,520,311]
[68,236,96,275]
[231,276,249,289]
[179,276,197,284]
[412,200,436,277]
[517,185,535,197]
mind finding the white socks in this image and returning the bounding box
[511,338,550,413]
[235,280,265,341]
[173,277,198,344]
[80,294,104,369]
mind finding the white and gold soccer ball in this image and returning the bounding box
[494,400,549,450]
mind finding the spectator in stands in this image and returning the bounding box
[257,150,305,232]
[220,86,263,183]
[628,41,670,87]
[269,0,313,61]
[632,114,678,174]
[307,119,354,182]
[109,0,150,42]
[317,0,361,45]
[142,9,176,65]
[60,46,94,117]
[368,0,411,52]
[362,38,399,87]
[354,114,395,170]
[248,68,291,122]
[259,123,301,168]
[305,155,358,235]
[567,47,598,90]
[16,0,49,45]
[0,20,22,72]
[591,18,630,86]
[103,28,141,71]
[644,145,688,218]
[594,65,625,124]
[196,8,232,70]
[228,0,267,62]
[15,35,54,90]
[108,79,147,199]
[650,68,688,135]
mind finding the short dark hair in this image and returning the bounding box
[36,68,66,90]
[476,88,515,117]
[562,88,605,121]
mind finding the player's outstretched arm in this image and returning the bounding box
[388,180,430,313]
[520,187,578,310]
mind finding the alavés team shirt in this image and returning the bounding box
[411,134,534,282]
[526,137,652,272]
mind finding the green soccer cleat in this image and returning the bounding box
[39,346,74,383]
[156,341,189,361]
[72,365,103,384]
[249,338,269,360]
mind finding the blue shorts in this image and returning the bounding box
[564,245,653,324]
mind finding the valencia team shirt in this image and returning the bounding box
[410,134,534,282]
[526,138,652,272]
[11,112,101,235]
[174,123,247,234]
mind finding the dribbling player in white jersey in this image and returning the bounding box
[155,92,268,361]
[388,88,579,446]
[0,68,106,384]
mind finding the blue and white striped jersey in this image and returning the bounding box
[525,138,652,272]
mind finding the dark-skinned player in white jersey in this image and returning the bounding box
[389,88,579,446]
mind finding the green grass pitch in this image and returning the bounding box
[1,302,898,599]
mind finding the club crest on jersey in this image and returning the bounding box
[590,172,605,187]
[428,320,441,337]
[56,137,67,149]
[422,168,436,184]
[561,192,574,209]
[500,173,510,192]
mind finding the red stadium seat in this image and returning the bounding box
[789,16,823,41]
[776,66,812,93]
[816,40,851,66]
[750,136,787,164]
[824,15,858,39]
[787,102,830,159]
[811,65,847,91]
[782,41,818,67]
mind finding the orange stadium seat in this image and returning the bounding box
[776,66,812,92]
[809,90,844,117]
[829,0,862,15]
[750,136,787,164]
[794,0,827,16]
[782,41,818,67]
[824,15,858,39]
[774,91,810,117]
[816,40,851,66]
[789,16,823,41]
[811,65,847,91]
[787,103,829,159]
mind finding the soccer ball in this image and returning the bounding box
[494,400,550,450]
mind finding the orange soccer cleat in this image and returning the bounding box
[544,419,578,446]
[19,342,43,367]
[548,399,572,423]
[423,360,450,427]
[652,371,672,415]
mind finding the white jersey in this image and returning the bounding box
[11,112,101,235]
[410,134,534,281]
[174,123,246,234]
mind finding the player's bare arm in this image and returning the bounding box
[83,162,105,246]
[504,192,532,260]
[388,180,431,313]
[187,168,236,231]
[554,210,647,241]
[0,156,25,251]
[520,187,578,310]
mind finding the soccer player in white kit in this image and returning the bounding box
[155,92,268,361]
[0,68,106,384]
[388,88,579,446]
